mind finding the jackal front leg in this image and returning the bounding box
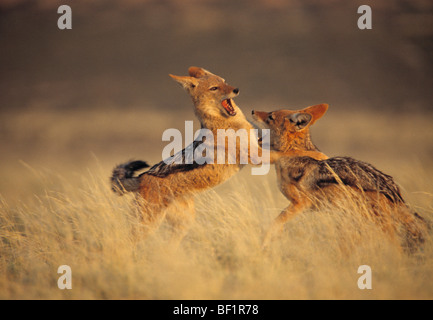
[262,200,311,249]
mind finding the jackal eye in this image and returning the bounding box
[209,86,219,91]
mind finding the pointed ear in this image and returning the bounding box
[188,66,217,78]
[302,103,328,125]
[169,74,199,90]
[286,113,313,131]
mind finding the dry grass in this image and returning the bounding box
[0,108,433,299]
[0,164,432,300]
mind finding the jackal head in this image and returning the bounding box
[251,104,328,152]
[169,67,240,119]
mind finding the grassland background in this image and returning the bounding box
[1,0,433,299]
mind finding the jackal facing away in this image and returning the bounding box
[111,67,263,241]
[252,104,428,252]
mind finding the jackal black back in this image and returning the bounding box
[286,156,405,204]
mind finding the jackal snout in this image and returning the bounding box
[221,84,239,100]
[251,110,268,122]
[225,86,239,97]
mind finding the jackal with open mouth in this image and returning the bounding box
[111,67,266,242]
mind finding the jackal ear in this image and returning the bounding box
[286,113,312,131]
[169,74,199,90]
[188,66,217,79]
[303,103,328,125]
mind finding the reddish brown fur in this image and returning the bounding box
[252,104,428,251]
[111,67,271,243]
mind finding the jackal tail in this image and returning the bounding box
[111,160,150,194]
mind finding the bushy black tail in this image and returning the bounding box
[111,160,150,195]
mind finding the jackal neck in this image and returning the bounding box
[283,131,320,153]
[194,102,249,133]
[198,113,251,133]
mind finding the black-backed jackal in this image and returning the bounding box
[111,67,264,242]
[252,104,428,252]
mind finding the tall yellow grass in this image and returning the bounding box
[0,165,432,300]
[1,108,432,299]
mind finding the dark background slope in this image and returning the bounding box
[1,0,432,113]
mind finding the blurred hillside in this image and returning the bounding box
[1,0,433,203]
[1,0,432,113]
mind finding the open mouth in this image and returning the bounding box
[221,99,236,116]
